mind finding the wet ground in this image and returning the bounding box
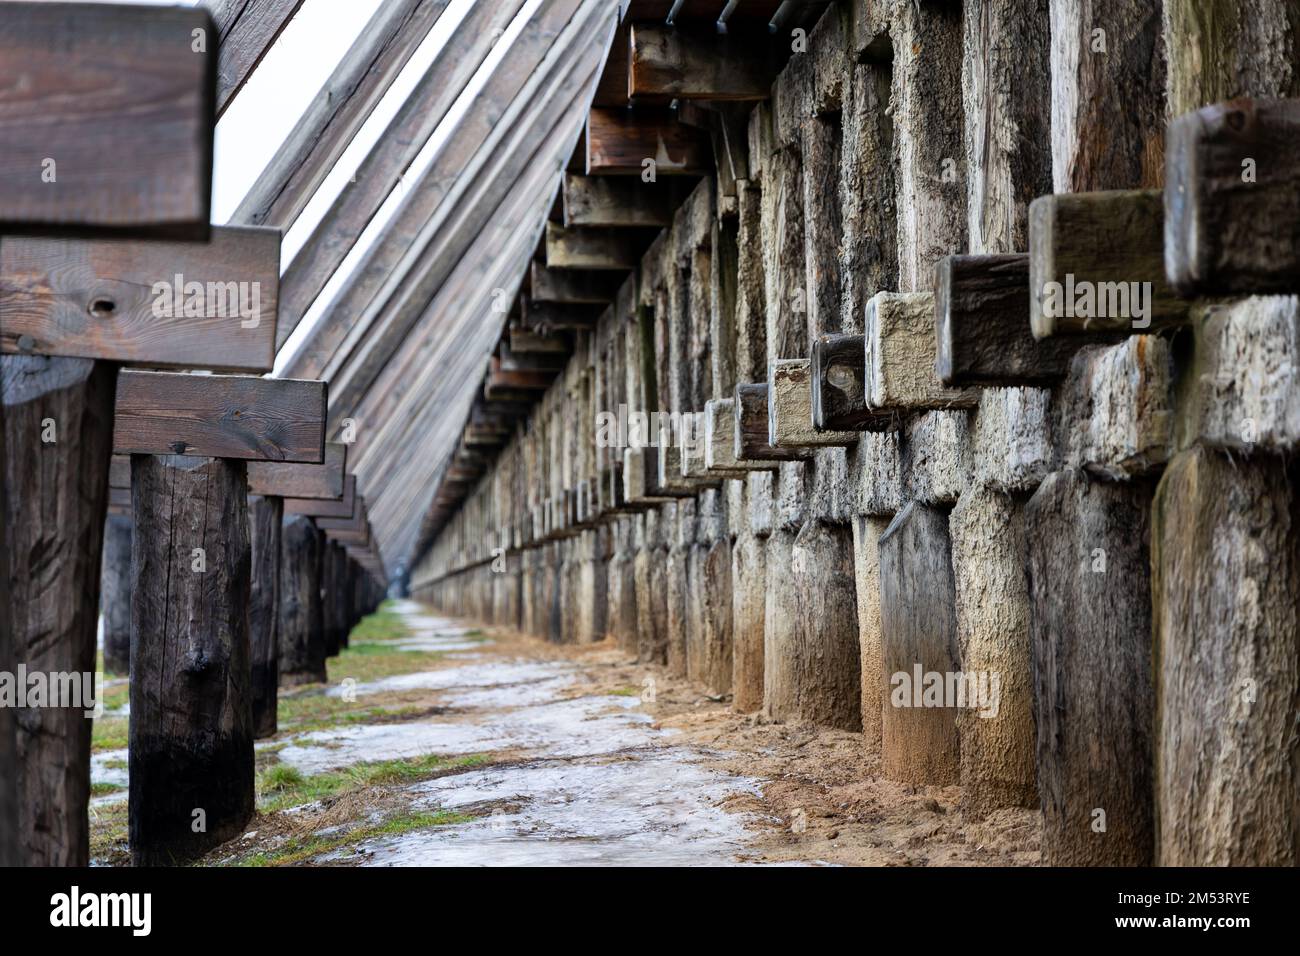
[89,600,1040,866]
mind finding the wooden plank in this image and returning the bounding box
[586,107,712,176]
[865,292,979,410]
[247,441,346,498]
[0,227,280,370]
[0,2,214,237]
[509,327,571,354]
[129,454,253,865]
[284,474,356,518]
[113,372,326,462]
[207,0,305,118]
[529,264,624,304]
[703,398,776,472]
[1165,98,1300,295]
[561,173,679,227]
[544,223,648,270]
[628,24,776,101]
[1025,468,1155,866]
[1029,190,1185,338]
[271,0,529,347]
[878,502,961,786]
[232,0,449,230]
[100,513,131,676]
[934,254,1087,385]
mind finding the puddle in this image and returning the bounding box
[339,751,767,866]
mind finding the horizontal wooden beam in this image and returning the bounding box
[1165,98,1300,296]
[247,441,347,498]
[704,398,777,472]
[561,173,679,227]
[769,359,859,447]
[544,223,647,270]
[1029,190,1186,338]
[0,2,214,237]
[734,383,813,461]
[586,107,712,176]
[628,24,776,101]
[508,327,571,354]
[934,254,1087,386]
[208,0,305,118]
[284,474,355,518]
[529,264,623,304]
[865,292,979,410]
[810,334,897,431]
[0,227,280,370]
[113,371,326,462]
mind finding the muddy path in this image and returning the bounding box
[89,601,1040,866]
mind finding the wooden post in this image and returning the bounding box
[2,356,115,866]
[100,513,132,675]
[1152,445,1299,865]
[1024,468,1156,866]
[878,502,962,786]
[279,515,326,685]
[248,494,282,739]
[129,455,253,866]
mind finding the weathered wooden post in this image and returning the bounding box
[100,512,133,675]
[0,2,215,866]
[247,494,282,738]
[115,370,326,864]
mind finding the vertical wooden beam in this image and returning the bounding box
[129,455,253,866]
[248,494,282,738]
[100,513,132,675]
[2,355,114,866]
[279,514,325,685]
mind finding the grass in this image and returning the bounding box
[255,752,488,813]
[237,809,474,867]
[92,716,128,753]
[90,781,124,796]
[346,603,410,644]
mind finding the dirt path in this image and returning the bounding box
[89,600,1040,866]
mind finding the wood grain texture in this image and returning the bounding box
[278,514,325,686]
[208,0,305,118]
[1028,190,1185,337]
[545,223,649,270]
[865,291,979,410]
[811,333,894,430]
[1050,0,1167,193]
[935,254,1084,385]
[114,372,325,462]
[100,514,132,676]
[1152,446,1300,865]
[284,473,356,518]
[768,359,858,447]
[248,494,281,739]
[1165,99,1300,295]
[2,354,114,866]
[562,173,679,227]
[0,3,214,237]
[247,441,346,499]
[529,264,624,305]
[878,502,962,786]
[1,227,280,369]
[628,23,775,100]
[586,107,712,175]
[232,0,447,230]
[129,454,254,866]
[734,382,813,461]
[1025,468,1155,866]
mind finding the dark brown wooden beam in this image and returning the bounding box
[113,372,326,462]
[0,3,214,237]
[529,264,623,305]
[544,223,649,270]
[810,334,897,431]
[935,254,1089,385]
[1166,98,1300,296]
[586,107,712,176]
[284,473,356,518]
[561,172,681,227]
[247,441,347,498]
[734,383,813,461]
[1,227,280,370]
[628,23,777,101]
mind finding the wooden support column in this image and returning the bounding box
[279,515,326,685]
[129,455,253,866]
[2,357,115,866]
[248,494,282,738]
[633,509,668,664]
[100,513,132,675]
[732,472,771,713]
[1152,445,1299,865]
[1025,469,1156,865]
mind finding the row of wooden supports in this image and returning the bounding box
[0,3,386,866]
[408,1,1300,866]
